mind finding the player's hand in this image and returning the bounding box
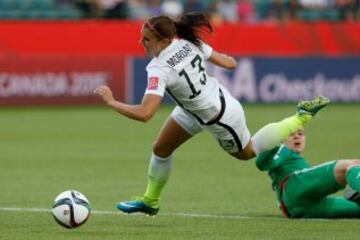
[93,85,115,105]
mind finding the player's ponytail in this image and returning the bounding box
[174,12,213,47]
[144,12,212,48]
[174,12,213,48]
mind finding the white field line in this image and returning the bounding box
[0,207,251,220]
[0,207,355,222]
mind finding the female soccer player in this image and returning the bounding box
[94,12,329,216]
[256,128,360,218]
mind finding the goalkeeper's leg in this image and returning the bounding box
[250,96,330,156]
[299,197,360,218]
[335,160,360,204]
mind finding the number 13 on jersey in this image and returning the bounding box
[178,55,207,99]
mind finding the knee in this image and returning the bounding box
[345,160,360,174]
[152,140,172,158]
[231,149,255,161]
[335,160,353,175]
[231,142,255,161]
[237,154,253,161]
[335,160,360,185]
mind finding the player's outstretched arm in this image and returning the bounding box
[208,50,237,70]
[94,85,162,122]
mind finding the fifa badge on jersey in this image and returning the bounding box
[147,76,159,90]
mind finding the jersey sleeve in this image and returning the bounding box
[255,147,279,171]
[144,67,167,97]
[256,145,292,171]
[200,41,213,60]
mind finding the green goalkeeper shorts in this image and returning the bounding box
[282,160,360,218]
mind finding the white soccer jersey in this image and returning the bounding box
[144,39,222,123]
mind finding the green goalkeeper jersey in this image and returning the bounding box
[255,145,310,201]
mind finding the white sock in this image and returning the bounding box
[148,152,172,182]
[251,115,303,155]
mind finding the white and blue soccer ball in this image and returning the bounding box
[51,190,91,229]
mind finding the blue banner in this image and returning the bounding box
[128,57,360,103]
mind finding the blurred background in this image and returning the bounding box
[1,3,360,237]
[1,0,359,22]
[0,0,359,105]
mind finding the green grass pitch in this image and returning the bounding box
[1,104,359,240]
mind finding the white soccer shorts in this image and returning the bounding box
[171,89,251,154]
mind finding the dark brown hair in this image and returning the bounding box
[145,12,213,48]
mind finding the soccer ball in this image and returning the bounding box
[51,190,91,229]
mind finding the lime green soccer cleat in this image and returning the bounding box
[296,96,330,117]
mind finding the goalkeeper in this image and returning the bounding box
[256,128,360,218]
